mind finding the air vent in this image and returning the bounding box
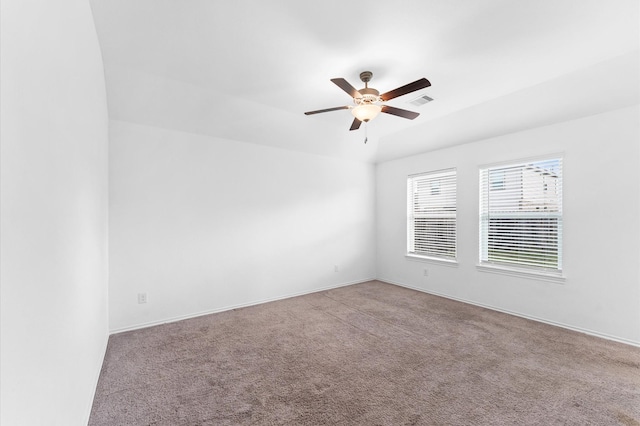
[408,95,434,107]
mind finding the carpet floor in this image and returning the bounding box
[89,281,640,425]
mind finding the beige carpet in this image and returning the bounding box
[89,281,640,425]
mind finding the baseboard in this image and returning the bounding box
[110,276,640,347]
[83,329,110,424]
[378,277,640,348]
[109,278,377,335]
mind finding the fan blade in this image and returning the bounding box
[304,106,349,115]
[331,78,363,99]
[380,78,431,101]
[349,118,362,131]
[381,105,420,120]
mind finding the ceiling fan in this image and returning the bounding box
[304,71,431,131]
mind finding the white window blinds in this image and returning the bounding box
[407,169,457,260]
[480,158,562,271]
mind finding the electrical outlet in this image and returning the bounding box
[138,293,147,304]
[423,268,429,277]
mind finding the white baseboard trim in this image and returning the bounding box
[109,278,377,335]
[378,277,640,348]
[83,329,110,424]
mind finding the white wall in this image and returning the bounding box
[376,105,640,345]
[109,120,376,331]
[0,0,110,424]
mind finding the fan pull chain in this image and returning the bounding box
[364,122,368,144]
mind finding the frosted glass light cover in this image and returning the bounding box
[351,104,382,122]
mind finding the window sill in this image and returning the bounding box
[476,263,565,283]
[405,254,459,267]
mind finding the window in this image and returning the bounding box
[479,158,562,273]
[407,169,457,261]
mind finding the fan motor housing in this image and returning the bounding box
[359,87,379,97]
[356,88,381,106]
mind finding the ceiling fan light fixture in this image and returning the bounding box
[304,72,430,130]
[351,104,382,122]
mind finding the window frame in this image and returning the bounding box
[406,168,458,264]
[477,156,564,282]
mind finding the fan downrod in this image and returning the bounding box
[357,71,378,96]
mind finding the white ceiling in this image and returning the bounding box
[89,0,640,163]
